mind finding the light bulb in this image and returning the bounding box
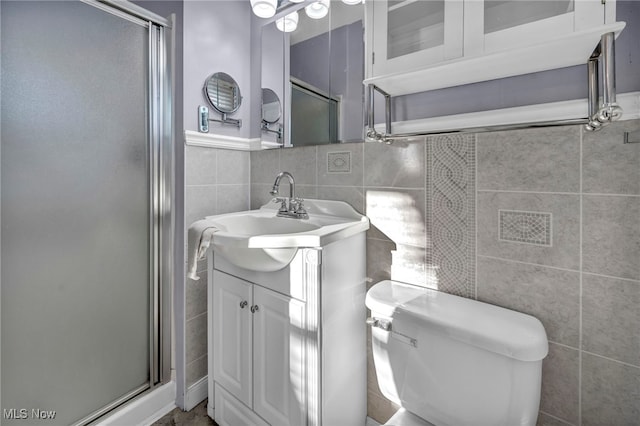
[276,11,299,33]
[251,0,277,18]
[305,0,330,19]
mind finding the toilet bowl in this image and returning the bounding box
[366,280,549,426]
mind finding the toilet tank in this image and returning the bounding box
[366,281,548,426]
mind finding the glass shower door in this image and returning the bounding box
[1,1,165,424]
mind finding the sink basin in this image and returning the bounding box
[202,199,369,272]
[211,215,321,236]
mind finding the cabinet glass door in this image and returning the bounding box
[484,0,574,34]
[370,0,463,77]
[465,0,604,55]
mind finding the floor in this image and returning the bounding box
[152,400,381,426]
[152,400,217,426]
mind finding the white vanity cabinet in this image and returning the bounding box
[365,0,621,95]
[212,270,305,426]
[208,231,367,426]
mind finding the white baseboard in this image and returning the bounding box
[96,381,176,426]
[184,376,208,411]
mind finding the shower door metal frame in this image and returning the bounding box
[66,1,174,424]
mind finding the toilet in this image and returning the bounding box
[366,280,549,426]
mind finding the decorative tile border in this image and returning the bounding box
[499,210,553,246]
[426,134,476,298]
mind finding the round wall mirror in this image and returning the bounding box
[203,72,242,114]
[261,88,281,124]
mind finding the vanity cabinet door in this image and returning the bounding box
[366,0,464,78]
[212,271,253,408]
[464,0,608,56]
[252,285,306,426]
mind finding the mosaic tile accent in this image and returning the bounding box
[327,151,351,173]
[499,210,552,246]
[425,134,476,298]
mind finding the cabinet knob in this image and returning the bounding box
[250,305,259,313]
[239,301,248,309]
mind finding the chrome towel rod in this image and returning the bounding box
[366,32,622,144]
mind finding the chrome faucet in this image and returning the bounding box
[270,171,308,219]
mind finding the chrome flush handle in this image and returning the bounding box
[366,317,391,331]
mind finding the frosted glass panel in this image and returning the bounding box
[387,0,445,59]
[484,0,574,34]
[1,1,150,424]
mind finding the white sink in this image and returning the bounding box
[203,199,369,272]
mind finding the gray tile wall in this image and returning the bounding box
[250,135,477,422]
[248,119,640,425]
[184,145,250,387]
[476,120,640,426]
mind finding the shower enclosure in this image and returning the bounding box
[1,1,172,424]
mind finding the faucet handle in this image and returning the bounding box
[272,197,288,213]
[290,197,303,209]
[291,198,309,218]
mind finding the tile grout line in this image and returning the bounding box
[581,270,640,284]
[474,134,479,300]
[478,189,580,195]
[477,254,640,284]
[579,349,640,370]
[539,410,575,426]
[547,340,579,352]
[477,254,581,274]
[478,188,640,198]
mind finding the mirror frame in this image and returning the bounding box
[203,72,242,115]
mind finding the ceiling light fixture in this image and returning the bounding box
[250,0,277,18]
[276,11,299,32]
[341,0,362,4]
[305,0,330,19]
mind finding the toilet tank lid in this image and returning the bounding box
[366,280,549,362]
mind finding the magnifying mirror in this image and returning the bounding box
[262,88,281,124]
[203,72,242,114]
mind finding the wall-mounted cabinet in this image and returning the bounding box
[365,0,624,96]
[369,0,464,78]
